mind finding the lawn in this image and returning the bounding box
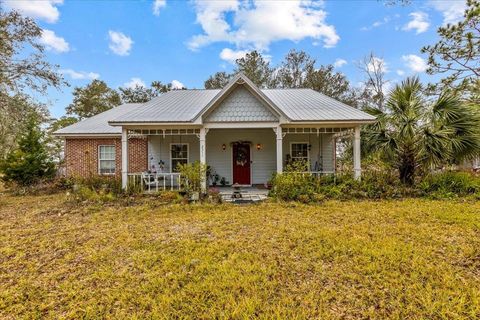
[1,193,480,319]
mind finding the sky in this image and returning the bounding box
[3,0,468,118]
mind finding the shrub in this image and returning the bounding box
[270,161,319,202]
[72,175,122,195]
[70,185,116,203]
[177,161,207,194]
[0,115,55,186]
[419,171,480,198]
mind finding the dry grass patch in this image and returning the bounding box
[1,193,480,319]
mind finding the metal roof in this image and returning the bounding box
[111,90,220,123]
[55,86,375,135]
[263,89,376,121]
[53,103,143,135]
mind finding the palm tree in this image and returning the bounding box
[363,77,480,185]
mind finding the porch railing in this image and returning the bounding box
[127,172,182,192]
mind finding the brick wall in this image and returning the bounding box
[64,137,148,178]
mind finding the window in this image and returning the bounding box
[170,143,188,172]
[290,143,309,163]
[99,145,116,174]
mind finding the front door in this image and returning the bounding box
[232,143,251,185]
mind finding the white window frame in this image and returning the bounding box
[170,143,189,172]
[98,145,116,175]
[290,142,310,163]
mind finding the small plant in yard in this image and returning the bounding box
[177,161,207,196]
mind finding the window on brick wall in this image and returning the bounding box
[170,143,188,172]
[99,145,116,174]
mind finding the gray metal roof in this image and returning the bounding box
[54,103,143,135]
[263,89,376,121]
[111,90,220,123]
[56,87,375,135]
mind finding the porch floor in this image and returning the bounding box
[215,186,269,203]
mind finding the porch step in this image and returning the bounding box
[218,187,269,203]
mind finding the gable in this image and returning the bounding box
[205,86,278,123]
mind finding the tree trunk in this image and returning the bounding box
[398,149,416,185]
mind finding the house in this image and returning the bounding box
[54,73,375,191]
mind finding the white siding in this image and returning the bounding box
[206,129,276,185]
[148,135,200,173]
[205,87,278,122]
[146,130,335,184]
[282,133,334,172]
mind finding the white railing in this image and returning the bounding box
[128,172,182,192]
[289,171,336,177]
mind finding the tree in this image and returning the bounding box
[204,72,232,89]
[0,93,49,159]
[0,113,55,186]
[421,0,480,93]
[0,10,65,94]
[119,81,173,103]
[276,49,316,88]
[363,77,480,185]
[235,50,274,88]
[304,65,358,107]
[66,80,121,119]
[357,53,389,110]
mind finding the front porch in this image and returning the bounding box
[121,124,362,192]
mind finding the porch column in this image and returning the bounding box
[353,125,361,180]
[276,125,283,173]
[121,127,128,190]
[199,128,207,192]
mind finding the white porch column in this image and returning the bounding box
[199,127,207,192]
[121,127,128,190]
[276,125,283,173]
[353,125,361,180]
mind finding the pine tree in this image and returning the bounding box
[0,114,55,186]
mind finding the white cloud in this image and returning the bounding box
[367,57,388,73]
[396,69,405,76]
[3,0,63,23]
[124,77,146,88]
[40,29,69,53]
[61,69,99,80]
[188,0,339,51]
[108,31,133,56]
[361,16,391,31]
[153,0,166,15]
[333,58,347,68]
[403,12,430,34]
[171,80,184,89]
[402,54,428,73]
[219,48,249,64]
[429,0,466,24]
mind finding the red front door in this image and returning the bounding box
[232,143,251,185]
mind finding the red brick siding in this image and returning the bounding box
[64,137,148,178]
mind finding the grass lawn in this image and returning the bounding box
[1,193,480,319]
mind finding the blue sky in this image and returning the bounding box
[3,0,467,118]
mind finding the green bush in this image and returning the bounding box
[177,161,207,194]
[70,185,116,203]
[0,115,55,186]
[72,175,122,195]
[419,172,480,198]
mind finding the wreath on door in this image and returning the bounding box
[235,145,248,167]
